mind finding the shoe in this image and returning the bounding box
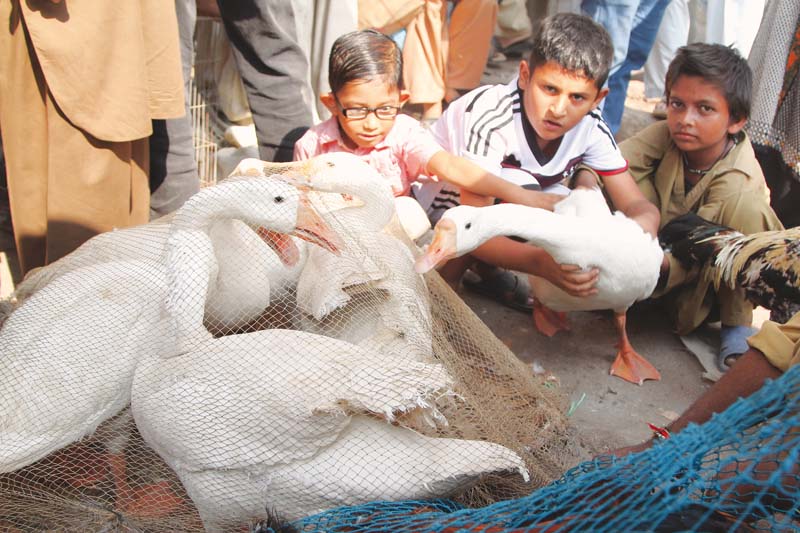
[652,100,667,119]
[461,269,533,313]
[718,324,757,371]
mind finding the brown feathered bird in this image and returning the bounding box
[659,213,800,324]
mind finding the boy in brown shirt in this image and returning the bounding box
[619,44,783,370]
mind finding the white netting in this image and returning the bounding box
[0,153,571,531]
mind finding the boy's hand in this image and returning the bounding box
[535,251,599,297]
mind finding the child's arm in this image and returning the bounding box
[460,189,600,297]
[426,150,564,211]
[573,168,660,238]
[603,170,660,237]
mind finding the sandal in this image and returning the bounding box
[718,325,757,371]
[461,269,534,313]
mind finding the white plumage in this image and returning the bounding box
[294,153,433,362]
[0,260,168,473]
[0,174,329,474]
[133,153,527,527]
[131,329,529,527]
[164,175,338,353]
[416,188,664,385]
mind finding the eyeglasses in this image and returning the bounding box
[334,96,400,120]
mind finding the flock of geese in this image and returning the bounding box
[2,151,797,529]
[0,153,527,530]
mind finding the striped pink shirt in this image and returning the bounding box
[293,114,441,197]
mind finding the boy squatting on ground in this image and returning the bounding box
[413,13,660,308]
[585,43,783,371]
[294,30,553,221]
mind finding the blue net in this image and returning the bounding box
[278,364,800,532]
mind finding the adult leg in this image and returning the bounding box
[447,0,497,100]
[600,0,670,133]
[495,0,532,51]
[581,0,639,132]
[0,2,47,274]
[216,0,313,162]
[149,0,200,219]
[402,0,447,119]
[0,1,149,275]
[295,0,357,122]
[643,0,689,100]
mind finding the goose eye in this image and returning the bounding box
[326,162,335,168]
[274,195,285,203]
[465,222,472,230]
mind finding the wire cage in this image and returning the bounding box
[189,18,227,189]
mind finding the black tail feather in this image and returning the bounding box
[658,213,737,267]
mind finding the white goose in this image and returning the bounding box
[292,152,433,362]
[8,158,304,336]
[0,176,335,516]
[132,328,529,528]
[164,174,340,353]
[415,188,664,385]
[133,154,527,527]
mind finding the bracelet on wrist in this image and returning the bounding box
[647,423,670,441]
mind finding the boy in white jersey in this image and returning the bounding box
[415,13,660,315]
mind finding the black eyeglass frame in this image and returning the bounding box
[333,95,401,120]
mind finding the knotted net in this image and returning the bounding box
[0,153,571,531]
[277,362,800,532]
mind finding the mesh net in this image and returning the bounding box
[272,362,800,532]
[0,153,571,531]
[747,1,800,185]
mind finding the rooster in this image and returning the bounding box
[658,212,800,324]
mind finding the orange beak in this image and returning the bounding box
[414,218,458,273]
[291,194,343,254]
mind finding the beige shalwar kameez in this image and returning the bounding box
[0,0,184,275]
[620,121,783,335]
[402,0,497,106]
[749,311,800,372]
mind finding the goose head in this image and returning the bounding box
[415,205,485,273]
[173,176,342,259]
[165,177,344,353]
[286,152,396,230]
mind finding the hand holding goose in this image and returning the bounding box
[415,188,664,385]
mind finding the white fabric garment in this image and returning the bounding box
[644,0,690,99]
[415,77,626,220]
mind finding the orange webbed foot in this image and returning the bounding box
[117,480,185,519]
[610,344,661,385]
[532,300,571,337]
[107,452,185,519]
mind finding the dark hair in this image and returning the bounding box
[527,13,613,88]
[328,30,403,94]
[664,43,752,121]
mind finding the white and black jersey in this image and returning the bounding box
[413,77,628,221]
